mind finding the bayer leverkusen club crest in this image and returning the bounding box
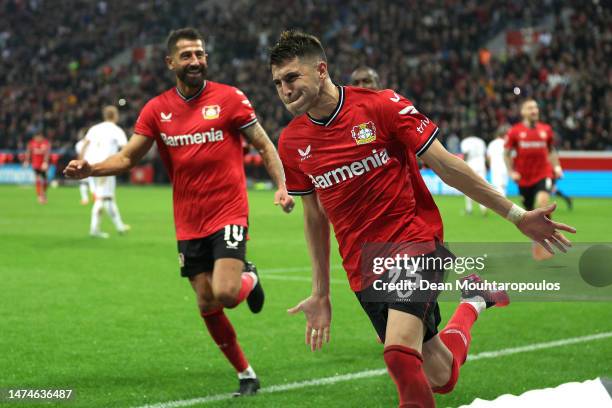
[351,121,377,145]
[202,105,220,120]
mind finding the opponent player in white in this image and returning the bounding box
[75,129,91,205]
[487,126,509,197]
[81,106,129,238]
[460,135,487,215]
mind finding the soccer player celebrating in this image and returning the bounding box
[24,132,51,204]
[81,106,130,238]
[504,98,567,259]
[65,28,294,396]
[270,31,575,407]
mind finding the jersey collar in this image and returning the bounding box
[175,81,207,102]
[307,86,344,127]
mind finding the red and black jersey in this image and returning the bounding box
[135,81,258,240]
[27,138,50,169]
[505,122,554,187]
[278,86,443,291]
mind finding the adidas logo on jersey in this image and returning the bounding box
[308,148,390,189]
[160,129,224,147]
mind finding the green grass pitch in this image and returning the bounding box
[1,184,611,407]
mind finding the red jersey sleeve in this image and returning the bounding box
[504,127,517,150]
[229,87,258,131]
[379,90,439,156]
[278,130,315,196]
[134,100,158,139]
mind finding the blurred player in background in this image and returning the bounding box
[65,28,294,396]
[271,31,575,408]
[75,128,91,205]
[350,66,381,90]
[487,125,509,197]
[504,99,566,259]
[23,132,51,204]
[81,106,129,238]
[460,135,487,215]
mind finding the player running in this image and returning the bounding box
[270,31,575,407]
[460,135,487,215]
[65,28,294,396]
[504,98,567,259]
[81,106,129,238]
[24,132,51,204]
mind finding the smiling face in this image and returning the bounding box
[271,56,326,116]
[521,99,539,124]
[166,39,208,88]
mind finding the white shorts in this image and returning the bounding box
[89,176,116,199]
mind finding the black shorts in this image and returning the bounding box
[33,168,47,178]
[355,242,451,343]
[519,177,552,210]
[177,225,247,278]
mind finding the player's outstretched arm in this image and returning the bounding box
[287,193,332,351]
[421,139,576,254]
[549,147,564,178]
[241,123,294,213]
[63,134,153,179]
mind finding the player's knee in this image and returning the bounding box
[214,285,241,308]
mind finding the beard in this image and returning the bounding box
[177,64,207,88]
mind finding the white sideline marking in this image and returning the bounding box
[133,331,612,408]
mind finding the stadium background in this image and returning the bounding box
[1,0,611,407]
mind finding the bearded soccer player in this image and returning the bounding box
[270,31,575,407]
[504,99,568,259]
[65,27,294,396]
[24,132,51,204]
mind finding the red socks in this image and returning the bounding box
[384,345,435,408]
[227,272,255,308]
[35,179,42,196]
[435,303,478,393]
[201,309,249,372]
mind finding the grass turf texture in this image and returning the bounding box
[1,184,611,407]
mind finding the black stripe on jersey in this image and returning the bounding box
[238,118,258,130]
[175,81,207,102]
[307,86,344,127]
[288,188,315,196]
[415,127,439,157]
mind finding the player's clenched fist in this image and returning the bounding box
[63,160,92,179]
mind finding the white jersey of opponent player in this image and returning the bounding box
[460,136,487,214]
[84,121,128,198]
[460,136,487,176]
[84,121,128,164]
[487,137,508,196]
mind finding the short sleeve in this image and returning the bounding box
[380,90,439,157]
[134,100,158,138]
[278,131,314,196]
[230,87,258,131]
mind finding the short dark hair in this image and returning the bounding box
[269,30,326,67]
[166,27,204,55]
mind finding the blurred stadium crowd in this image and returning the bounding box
[0,0,610,159]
